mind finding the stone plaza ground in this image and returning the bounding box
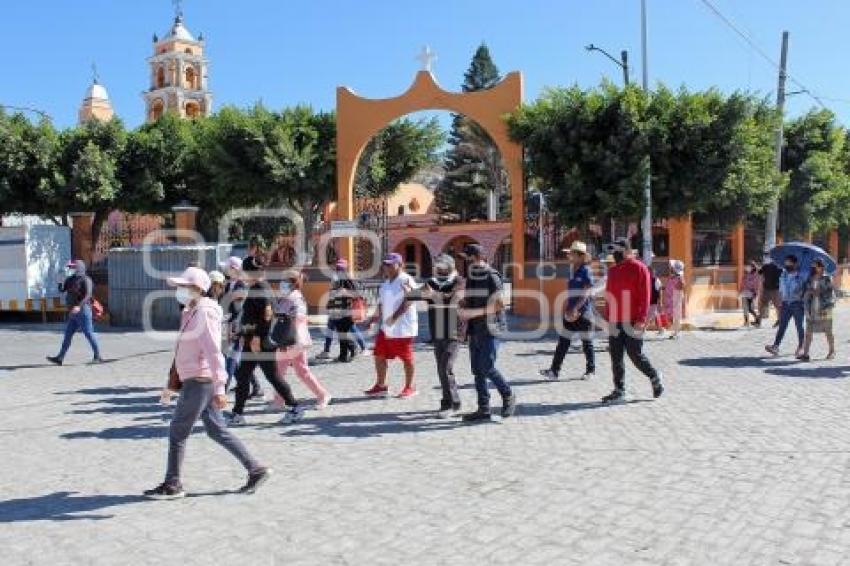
[2,308,850,566]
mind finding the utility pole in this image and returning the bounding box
[640,0,652,265]
[764,31,789,255]
[621,50,630,86]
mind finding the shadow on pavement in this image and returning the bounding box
[677,356,799,369]
[60,424,177,441]
[0,363,55,371]
[281,409,462,439]
[764,365,850,379]
[56,386,161,396]
[0,491,146,522]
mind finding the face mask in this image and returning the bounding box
[745,267,752,273]
[279,282,292,294]
[175,287,196,306]
[65,268,76,277]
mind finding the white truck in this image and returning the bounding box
[0,225,72,312]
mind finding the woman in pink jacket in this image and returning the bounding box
[144,267,271,500]
[273,270,332,411]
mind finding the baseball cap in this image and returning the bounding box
[462,243,484,258]
[612,237,631,252]
[382,253,403,266]
[219,256,242,272]
[167,266,212,293]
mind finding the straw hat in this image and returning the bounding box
[567,240,588,255]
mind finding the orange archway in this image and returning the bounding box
[335,69,525,279]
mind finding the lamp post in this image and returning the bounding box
[584,44,630,86]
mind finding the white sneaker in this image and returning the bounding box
[359,348,373,357]
[227,413,246,426]
[316,395,333,410]
[580,372,595,380]
[280,406,305,425]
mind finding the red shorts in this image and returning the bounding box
[374,331,414,363]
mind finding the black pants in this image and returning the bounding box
[550,317,595,375]
[233,354,298,415]
[335,317,357,361]
[608,323,660,392]
[433,339,460,408]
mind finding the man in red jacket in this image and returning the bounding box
[602,238,665,404]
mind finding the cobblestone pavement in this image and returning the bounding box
[2,307,850,566]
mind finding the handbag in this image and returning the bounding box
[263,313,297,350]
[166,310,199,392]
[656,312,671,329]
[91,298,105,320]
[351,296,367,323]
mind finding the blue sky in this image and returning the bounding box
[2,0,849,128]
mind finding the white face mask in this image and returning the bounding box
[175,287,196,306]
[279,282,292,294]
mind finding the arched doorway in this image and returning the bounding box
[335,69,525,279]
[394,238,433,279]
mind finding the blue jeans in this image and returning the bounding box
[468,333,512,412]
[224,340,242,391]
[773,301,805,349]
[57,303,100,360]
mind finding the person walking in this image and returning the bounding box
[458,244,516,422]
[363,253,419,399]
[539,241,596,381]
[47,260,103,365]
[765,255,806,357]
[649,267,664,337]
[739,260,761,327]
[219,257,262,397]
[758,255,783,327]
[144,267,271,499]
[273,270,332,409]
[662,259,686,340]
[227,257,303,426]
[799,258,835,361]
[317,259,368,360]
[601,238,665,404]
[419,254,463,417]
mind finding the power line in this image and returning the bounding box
[697,0,828,109]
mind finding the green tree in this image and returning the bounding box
[0,111,62,222]
[355,117,444,199]
[507,83,650,228]
[781,109,850,238]
[436,43,506,221]
[55,118,127,247]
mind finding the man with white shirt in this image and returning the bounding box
[364,253,419,399]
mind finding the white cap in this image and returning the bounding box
[209,270,226,284]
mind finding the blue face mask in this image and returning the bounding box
[279,282,292,294]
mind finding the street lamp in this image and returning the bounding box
[584,44,630,86]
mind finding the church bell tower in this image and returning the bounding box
[143,3,212,122]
